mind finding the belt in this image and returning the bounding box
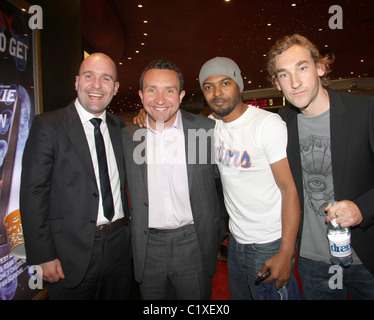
[148,224,195,235]
[96,217,128,234]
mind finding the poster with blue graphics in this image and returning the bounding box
[0,0,42,300]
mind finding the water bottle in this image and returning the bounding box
[326,202,353,267]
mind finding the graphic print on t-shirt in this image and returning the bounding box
[300,134,334,216]
[215,140,252,169]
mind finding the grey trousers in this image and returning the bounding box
[140,224,212,300]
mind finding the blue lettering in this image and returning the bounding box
[224,150,233,166]
[216,140,252,169]
[232,150,241,167]
[241,151,252,168]
[331,242,352,253]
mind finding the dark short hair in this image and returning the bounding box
[139,60,184,92]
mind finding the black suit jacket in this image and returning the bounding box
[20,102,129,288]
[279,88,374,275]
[123,110,226,283]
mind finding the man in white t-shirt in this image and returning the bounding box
[199,57,300,299]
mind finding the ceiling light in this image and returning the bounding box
[138,4,143,8]
[291,3,296,7]
[143,33,148,36]
[143,20,148,23]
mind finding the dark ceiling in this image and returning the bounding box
[81,0,374,113]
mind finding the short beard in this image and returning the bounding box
[209,95,241,118]
[213,105,235,117]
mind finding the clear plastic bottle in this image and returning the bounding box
[327,217,353,267]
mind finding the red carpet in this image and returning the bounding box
[212,261,230,300]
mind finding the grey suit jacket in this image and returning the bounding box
[20,102,129,288]
[123,110,226,283]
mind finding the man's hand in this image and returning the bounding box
[40,259,65,283]
[133,108,147,127]
[325,200,363,228]
[258,251,292,290]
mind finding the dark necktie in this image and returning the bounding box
[90,118,114,221]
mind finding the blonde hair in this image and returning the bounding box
[266,34,335,86]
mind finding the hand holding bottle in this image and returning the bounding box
[325,200,363,228]
[326,201,353,267]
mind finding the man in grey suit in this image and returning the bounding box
[123,60,226,299]
[20,53,132,299]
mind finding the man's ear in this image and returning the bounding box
[275,78,282,92]
[317,63,327,77]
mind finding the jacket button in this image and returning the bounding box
[144,202,148,207]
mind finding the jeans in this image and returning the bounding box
[228,235,281,300]
[298,256,374,300]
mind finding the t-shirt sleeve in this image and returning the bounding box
[260,113,288,164]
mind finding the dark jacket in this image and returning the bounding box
[279,88,374,275]
[20,103,130,287]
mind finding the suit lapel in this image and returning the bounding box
[286,112,304,205]
[107,114,125,185]
[64,103,96,184]
[328,89,348,200]
[130,126,148,192]
[181,111,194,192]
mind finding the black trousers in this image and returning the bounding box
[47,225,132,300]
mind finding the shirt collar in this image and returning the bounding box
[147,109,183,134]
[74,98,107,124]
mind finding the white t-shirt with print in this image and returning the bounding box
[214,105,287,244]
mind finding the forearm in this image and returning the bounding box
[279,188,300,259]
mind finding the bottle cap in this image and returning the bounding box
[331,219,339,228]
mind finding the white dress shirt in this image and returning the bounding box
[146,111,194,229]
[74,99,124,225]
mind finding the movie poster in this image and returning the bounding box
[0,0,41,300]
